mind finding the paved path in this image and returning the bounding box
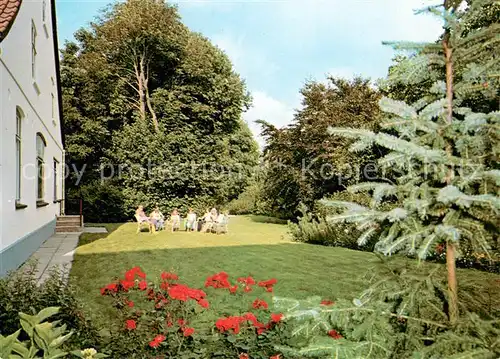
[26,232,81,284]
[83,227,108,233]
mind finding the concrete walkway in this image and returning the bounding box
[23,227,108,284]
[26,232,81,284]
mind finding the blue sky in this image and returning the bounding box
[56,0,444,146]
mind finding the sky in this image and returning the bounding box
[55,0,445,147]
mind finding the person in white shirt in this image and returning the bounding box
[150,207,165,230]
[170,208,181,232]
[185,208,197,231]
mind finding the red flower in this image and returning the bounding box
[160,281,170,291]
[100,283,118,295]
[177,319,185,326]
[258,278,277,287]
[321,300,334,306]
[120,279,135,291]
[328,329,343,339]
[126,319,136,330]
[271,313,283,323]
[244,286,252,293]
[239,354,249,359]
[265,287,273,293]
[127,300,135,308]
[257,327,266,335]
[198,299,209,308]
[205,272,231,289]
[237,276,256,285]
[125,266,146,281]
[138,280,148,291]
[243,312,259,326]
[229,285,238,294]
[270,355,281,359]
[182,327,195,337]
[149,334,166,348]
[168,284,206,302]
[215,316,244,334]
[252,299,268,310]
[161,272,179,281]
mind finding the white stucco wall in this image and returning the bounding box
[0,0,64,253]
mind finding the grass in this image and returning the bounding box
[71,216,500,332]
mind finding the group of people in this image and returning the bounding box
[135,206,229,233]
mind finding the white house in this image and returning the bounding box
[0,0,65,276]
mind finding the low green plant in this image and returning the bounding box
[0,262,101,350]
[288,203,369,251]
[0,307,105,359]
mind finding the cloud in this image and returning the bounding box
[243,91,296,149]
[212,34,280,83]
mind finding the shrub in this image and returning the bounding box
[288,202,374,251]
[0,307,105,359]
[0,261,101,349]
[98,267,291,358]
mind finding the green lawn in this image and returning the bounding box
[71,216,500,331]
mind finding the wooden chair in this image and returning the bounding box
[135,214,156,234]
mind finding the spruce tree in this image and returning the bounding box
[323,0,499,325]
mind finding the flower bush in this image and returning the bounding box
[99,268,295,358]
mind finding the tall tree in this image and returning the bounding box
[325,0,499,324]
[259,77,381,218]
[61,0,258,221]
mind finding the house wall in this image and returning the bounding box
[0,0,64,276]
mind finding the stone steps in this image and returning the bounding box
[56,216,83,233]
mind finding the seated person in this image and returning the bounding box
[201,209,213,232]
[136,205,150,223]
[185,208,197,231]
[210,208,218,222]
[216,212,226,224]
[150,207,165,230]
[170,209,181,232]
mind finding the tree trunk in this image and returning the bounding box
[443,32,459,325]
[134,59,147,122]
[144,71,159,132]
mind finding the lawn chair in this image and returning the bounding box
[215,215,229,234]
[135,214,156,234]
[170,215,181,232]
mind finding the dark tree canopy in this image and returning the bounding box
[61,0,258,221]
[258,77,382,219]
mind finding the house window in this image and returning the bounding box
[31,21,37,79]
[15,107,23,202]
[53,159,59,201]
[36,133,46,200]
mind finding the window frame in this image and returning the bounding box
[53,158,59,202]
[36,133,46,201]
[15,107,23,202]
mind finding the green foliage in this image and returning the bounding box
[227,168,273,216]
[0,307,105,359]
[287,203,362,250]
[61,0,259,222]
[325,2,499,266]
[0,262,101,350]
[258,77,382,219]
[273,258,500,358]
